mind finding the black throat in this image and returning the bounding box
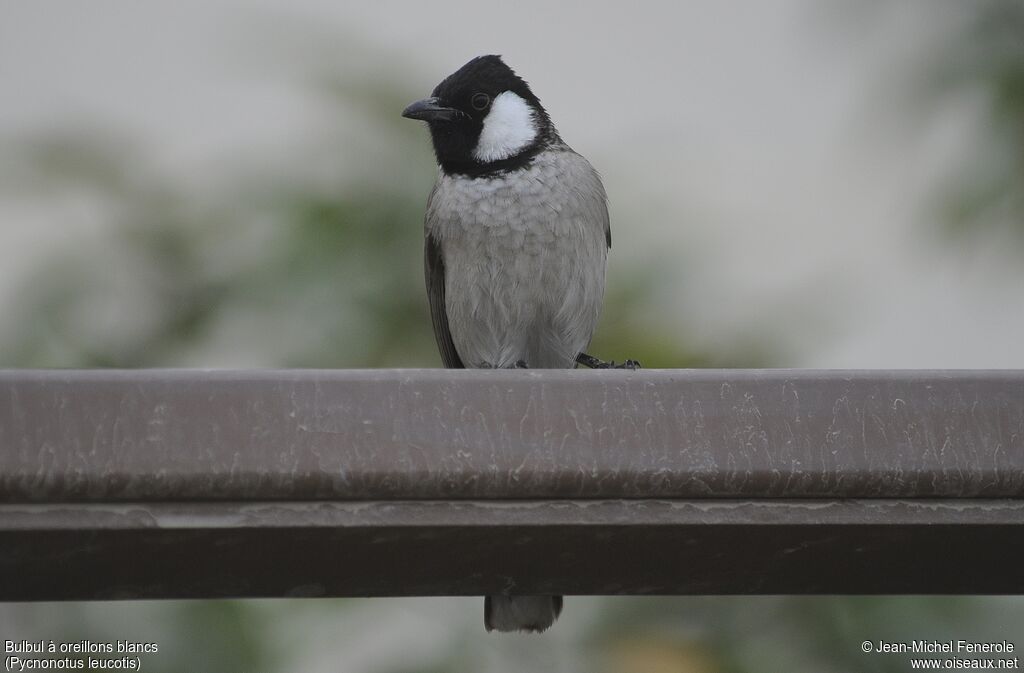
[436,140,551,178]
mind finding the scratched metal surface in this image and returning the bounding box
[1,369,1022,502]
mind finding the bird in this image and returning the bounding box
[402,55,625,632]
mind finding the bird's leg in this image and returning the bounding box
[576,353,642,370]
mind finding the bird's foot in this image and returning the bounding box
[576,353,642,370]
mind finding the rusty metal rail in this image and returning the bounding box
[1,369,1022,600]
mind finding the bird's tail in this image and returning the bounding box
[484,595,563,633]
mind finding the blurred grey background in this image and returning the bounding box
[1,1,1022,671]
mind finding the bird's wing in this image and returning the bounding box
[595,162,611,250]
[424,225,465,370]
[570,146,611,250]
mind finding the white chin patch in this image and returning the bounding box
[472,91,538,163]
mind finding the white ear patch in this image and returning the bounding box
[472,91,538,163]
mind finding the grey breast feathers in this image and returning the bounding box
[424,147,610,369]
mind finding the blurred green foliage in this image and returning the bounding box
[928,0,1024,241]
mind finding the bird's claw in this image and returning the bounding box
[575,353,642,370]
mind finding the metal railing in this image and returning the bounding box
[1,369,1022,600]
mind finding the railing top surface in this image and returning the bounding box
[1,369,1022,502]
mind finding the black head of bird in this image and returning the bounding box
[401,55,559,176]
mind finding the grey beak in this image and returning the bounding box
[402,97,462,122]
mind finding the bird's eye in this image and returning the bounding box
[471,93,491,111]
